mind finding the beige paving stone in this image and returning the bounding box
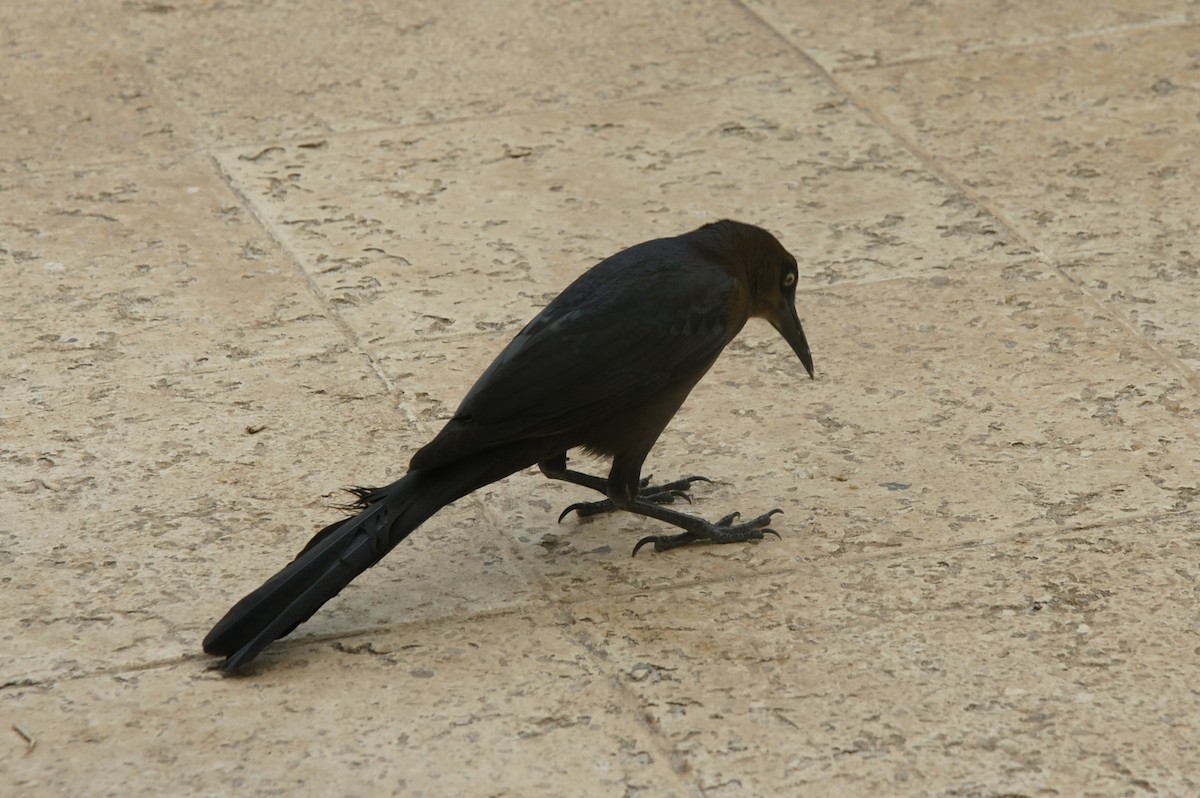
[371,268,1200,601]
[216,77,1025,349]
[569,517,1200,795]
[0,4,191,173]
[1,354,543,683]
[0,156,341,410]
[844,25,1200,372]
[749,0,1198,70]
[123,0,801,144]
[2,610,692,797]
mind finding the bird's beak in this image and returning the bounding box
[770,299,815,379]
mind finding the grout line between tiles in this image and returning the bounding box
[824,16,1199,74]
[207,153,407,403]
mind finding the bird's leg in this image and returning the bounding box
[538,453,609,495]
[539,453,710,522]
[603,454,782,556]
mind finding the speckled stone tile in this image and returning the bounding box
[569,517,1200,795]
[844,25,1200,373]
[3,610,691,798]
[0,4,191,173]
[216,77,1026,350]
[383,267,1200,601]
[122,0,801,145]
[749,0,1197,70]
[0,157,345,411]
[1,353,544,683]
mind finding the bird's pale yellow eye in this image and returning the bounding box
[783,272,796,288]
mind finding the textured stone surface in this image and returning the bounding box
[3,1,1199,796]
[214,76,1024,353]
[119,0,801,145]
[4,611,693,797]
[0,4,192,174]
[840,24,1200,375]
[0,157,340,409]
[571,518,1200,795]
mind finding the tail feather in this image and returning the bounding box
[203,470,454,670]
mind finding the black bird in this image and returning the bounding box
[204,220,814,670]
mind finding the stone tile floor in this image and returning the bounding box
[3,2,1198,795]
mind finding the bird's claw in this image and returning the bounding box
[557,476,711,522]
[631,534,676,557]
[637,474,711,489]
[558,502,606,522]
[675,476,713,489]
[631,508,784,556]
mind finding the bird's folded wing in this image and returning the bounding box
[411,260,735,468]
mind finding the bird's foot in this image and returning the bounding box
[631,509,783,556]
[557,476,711,522]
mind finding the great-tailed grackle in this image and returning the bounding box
[204,220,814,670]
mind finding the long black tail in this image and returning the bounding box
[203,460,513,671]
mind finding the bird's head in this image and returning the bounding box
[703,220,815,379]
